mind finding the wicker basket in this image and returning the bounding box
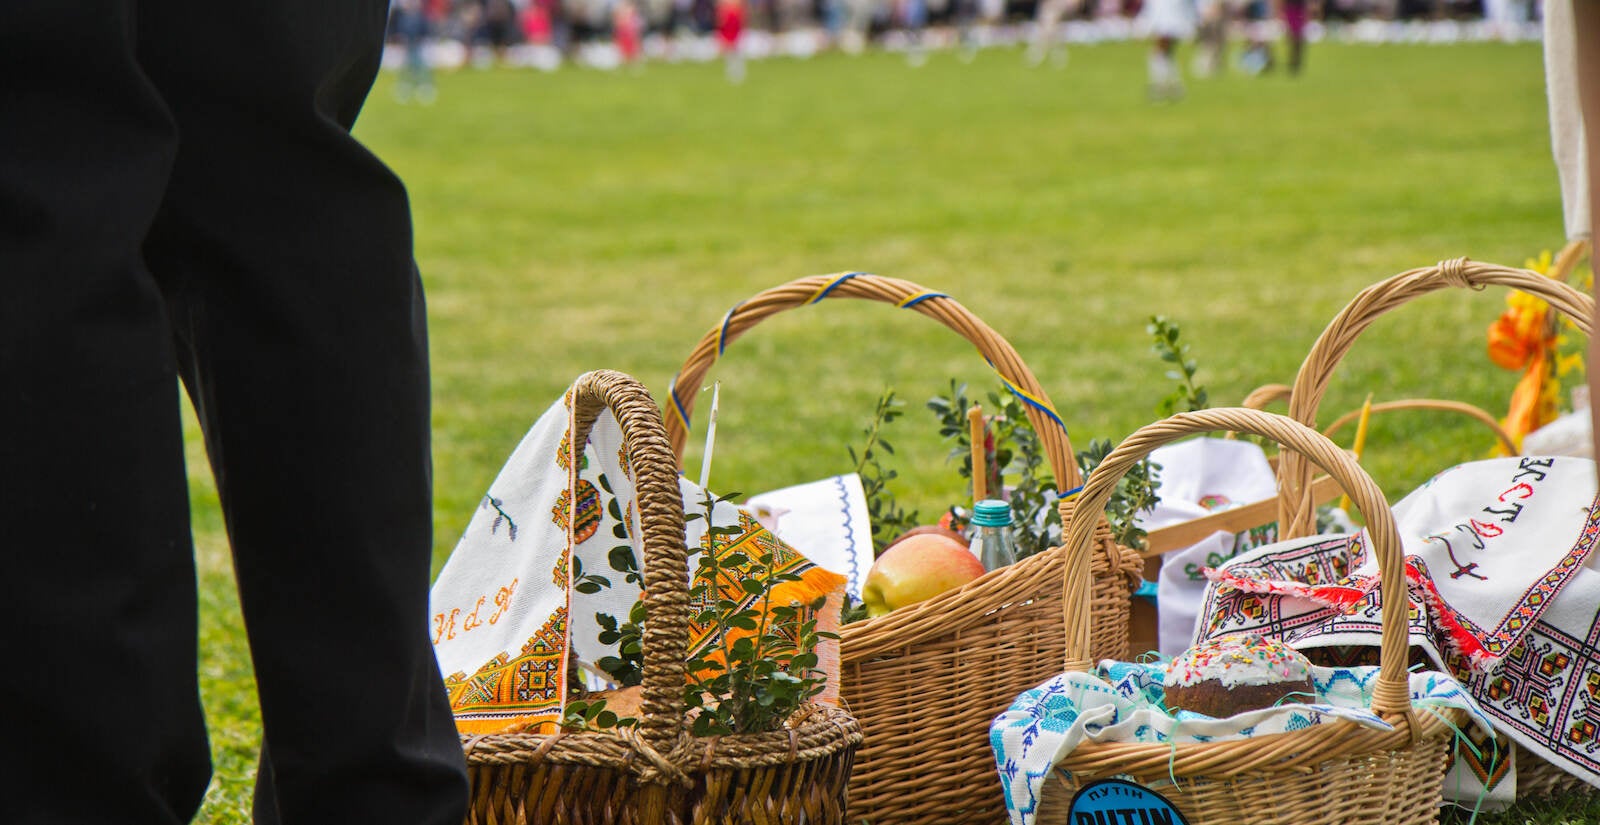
[1276,257,1594,536]
[1051,407,1466,825]
[1273,257,1599,801]
[460,369,863,825]
[1123,386,1518,657]
[1240,382,1518,455]
[662,272,1143,824]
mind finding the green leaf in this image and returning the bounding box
[608,545,637,571]
[728,614,759,631]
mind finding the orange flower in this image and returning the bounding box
[1487,312,1537,371]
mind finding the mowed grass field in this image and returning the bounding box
[190,40,1595,822]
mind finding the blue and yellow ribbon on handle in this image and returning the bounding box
[716,301,745,357]
[897,290,948,309]
[674,276,1069,456]
[666,375,692,437]
[985,356,1069,436]
[805,271,865,305]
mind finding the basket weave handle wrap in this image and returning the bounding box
[568,369,692,759]
[1061,407,1414,717]
[1277,259,1597,538]
[662,271,1081,488]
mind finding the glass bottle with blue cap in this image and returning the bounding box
[970,499,1018,571]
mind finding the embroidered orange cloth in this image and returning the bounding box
[428,388,844,734]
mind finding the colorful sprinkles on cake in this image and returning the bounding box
[1164,635,1312,689]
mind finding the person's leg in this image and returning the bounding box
[1284,5,1306,75]
[135,2,468,822]
[0,4,212,825]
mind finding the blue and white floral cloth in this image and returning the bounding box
[990,662,1494,825]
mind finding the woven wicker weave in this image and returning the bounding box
[1053,407,1465,825]
[460,370,862,825]
[663,272,1142,824]
[1272,257,1600,802]
[1276,257,1595,536]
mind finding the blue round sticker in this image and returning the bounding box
[1067,778,1190,825]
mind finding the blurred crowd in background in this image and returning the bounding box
[383,0,1544,95]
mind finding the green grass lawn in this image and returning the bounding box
[191,39,1597,822]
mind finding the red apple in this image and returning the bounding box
[860,533,985,618]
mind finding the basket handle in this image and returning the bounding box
[662,271,1082,489]
[568,369,691,757]
[1062,408,1414,718]
[1277,258,1596,538]
[1240,382,1292,411]
[1238,385,1516,454]
[1320,398,1519,456]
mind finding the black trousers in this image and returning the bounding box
[1,2,468,823]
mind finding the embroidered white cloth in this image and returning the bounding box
[1134,437,1281,656]
[429,390,844,734]
[990,662,1493,825]
[1197,456,1600,802]
[746,474,873,597]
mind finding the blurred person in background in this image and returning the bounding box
[1276,0,1315,75]
[1190,0,1232,76]
[1027,0,1082,67]
[393,0,439,102]
[1237,0,1274,73]
[1138,0,1196,99]
[473,0,520,65]
[615,0,645,67]
[718,0,747,80]
[899,0,929,66]
[0,2,469,824]
[838,0,878,53]
[1480,0,1527,40]
[955,0,981,60]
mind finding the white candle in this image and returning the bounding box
[699,381,721,490]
